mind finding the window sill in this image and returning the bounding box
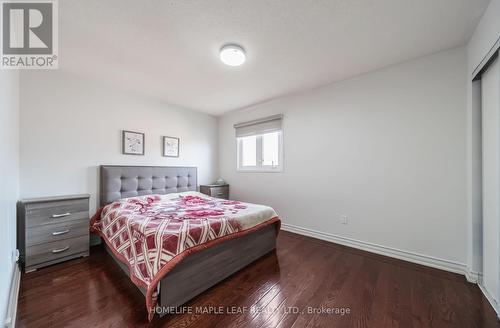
[236,168,283,173]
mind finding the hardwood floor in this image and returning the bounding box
[17,231,499,328]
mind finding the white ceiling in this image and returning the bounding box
[60,0,490,116]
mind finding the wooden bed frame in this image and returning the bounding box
[98,165,278,316]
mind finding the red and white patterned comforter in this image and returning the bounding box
[90,191,279,320]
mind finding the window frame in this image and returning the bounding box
[237,131,283,172]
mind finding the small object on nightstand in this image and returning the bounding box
[200,184,229,200]
[17,194,90,273]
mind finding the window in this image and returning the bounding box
[262,131,280,166]
[240,135,257,166]
[237,131,283,171]
[235,115,283,172]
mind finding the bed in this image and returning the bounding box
[91,165,281,321]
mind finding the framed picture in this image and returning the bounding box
[163,136,179,157]
[122,130,145,155]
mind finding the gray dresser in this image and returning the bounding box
[200,184,229,200]
[17,194,90,272]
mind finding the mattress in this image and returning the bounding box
[158,191,278,229]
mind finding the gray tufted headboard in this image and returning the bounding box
[100,165,197,206]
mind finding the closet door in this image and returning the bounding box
[482,54,500,305]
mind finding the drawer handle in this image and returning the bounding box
[51,246,70,254]
[217,192,224,196]
[51,212,71,218]
[52,229,70,236]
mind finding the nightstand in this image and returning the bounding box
[200,184,229,200]
[17,194,90,272]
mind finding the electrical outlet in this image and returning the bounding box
[339,215,348,225]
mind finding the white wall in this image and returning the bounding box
[0,71,19,323]
[466,0,500,278]
[219,47,467,266]
[467,0,500,75]
[19,70,219,215]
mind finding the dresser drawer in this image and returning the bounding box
[26,210,89,228]
[26,199,89,228]
[200,185,229,200]
[26,219,89,247]
[210,186,229,199]
[26,235,89,267]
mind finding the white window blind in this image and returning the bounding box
[234,114,283,138]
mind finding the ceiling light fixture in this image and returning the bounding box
[219,44,246,66]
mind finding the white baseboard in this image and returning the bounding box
[281,223,468,276]
[465,269,480,284]
[4,263,20,328]
[478,283,500,319]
